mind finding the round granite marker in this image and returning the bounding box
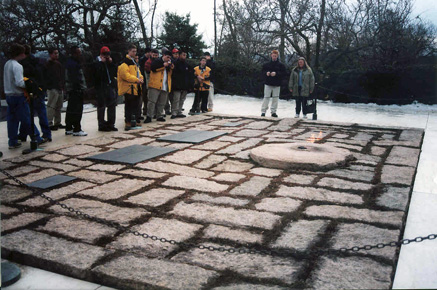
[250,142,353,171]
[1,261,21,286]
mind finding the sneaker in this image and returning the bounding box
[271,113,278,117]
[9,142,22,149]
[177,114,186,118]
[294,114,299,118]
[171,115,178,119]
[303,115,308,119]
[157,117,166,122]
[73,131,87,136]
[65,130,73,135]
[144,117,152,123]
[261,113,265,117]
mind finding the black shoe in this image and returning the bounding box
[39,137,52,144]
[108,127,118,131]
[144,117,152,123]
[139,116,145,120]
[57,124,66,129]
[165,110,171,115]
[19,136,27,142]
[271,113,278,117]
[261,113,265,117]
[49,125,58,131]
[177,114,186,118]
[9,142,22,149]
[157,117,166,122]
[202,110,207,113]
[98,127,111,132]
[171,115,178,119]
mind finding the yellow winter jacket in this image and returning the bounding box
[148,58,173,92]
[194,66,211,91]
[117,55,143,96]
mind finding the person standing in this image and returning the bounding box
[117,44,144,130]
[145,50,174,123]
[139,47,152,118]
[261,50,286,118]
[44,47,65,131]
[65,46,87,136]
[170,49,193,119]
[288,57,315,119]
[190,57,211,114]
[4,43,42,149]
[164,48,180,115]
[93,46,118,131]
[204,52,216,112]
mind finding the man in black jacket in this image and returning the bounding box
[261,50,286,117]
[170,49,193,119]
[93,46,118,131]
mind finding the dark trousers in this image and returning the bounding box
[124,93,140,123]
[191,90,209,112]
[65,89,84,132]
[97,86,117,128]
[19,95,51,140]
[295,86,308,115]
[141,84,148,115]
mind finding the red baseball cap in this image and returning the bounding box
[172,48,179,53]
[100,46,110,55]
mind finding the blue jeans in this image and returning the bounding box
[6,94,41,146]
[32,95,51,139]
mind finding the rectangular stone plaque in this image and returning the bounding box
[157,130,228,144]
[28,175,77,189]
[87,145,178,165]
[222,122,244,127]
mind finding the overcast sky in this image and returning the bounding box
[144,0,437,48]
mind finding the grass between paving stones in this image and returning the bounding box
[0,116,424,289]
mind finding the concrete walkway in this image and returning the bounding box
[1,94,436,289]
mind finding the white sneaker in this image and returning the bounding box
[303,115,308,119]
[73,131,88,136]
[65,130,73,135]
[294,114,299,118]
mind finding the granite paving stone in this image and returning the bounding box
[276,185,363,204]
[217,138,263,154]
[17,196,50,207]
[110,217,202,257]
[5,151,46,163]
[192,141,232,150]
[381,165,416,185]
[352,132,373,141]
[126,188,185,207]
[138,161,214,178]
[41,153,69,162]
[211,173,246,182]
[310,256,392,289]
[68,169,121,184]
[243,121,274,129]
[163,176,229,193]
[271,220,329,251]
[64,158,94,167]
[305,205,404,226]
[325,141,363,151]
[108,137,154,148]
[399,129,423,144]
[1,212,49,232]
[57,145,100,156]
[250,167,283,177]
[49,198,149,225]
[86,164,126,172]
[331,223,400,259]
[0,185,33,203]
[203,225,263,244]
[3,165,39,177]
[83,136,117,146]
[212,284,287,290]
[195,155,227,169]
[233,129,269,137]
[190,193,250,207]
[386,146,421,167]
[229,176,271,196]
[376,186,411,211]
[326,169,374,182]
[117,169,167,178]
[283,174,316,185]
[43,181,95,200]
[161,149,210,164]
[217,136,244,143]
[78,178,154,200]
[349,164,376,171]
[370,146,387,156]
[318,177,373,191]
[211,160,254,172]
[2,230,111,280]
[0,160,15,169]
[255,197,302,213]
[93,254,218,290]
[173,243,301,284]
[10,169,63,185]
[38,216,117,243]
[171,202,281,229]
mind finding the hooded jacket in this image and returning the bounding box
[288,58,315,97]
[262,58,286,87]
[148,57,173,92]
[117,54,143,96]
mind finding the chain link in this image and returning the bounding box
[1,168,435,257]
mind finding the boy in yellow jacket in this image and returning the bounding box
[189,57,211,114]
[117,44,144,130]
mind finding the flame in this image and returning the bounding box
[307,131,323,143]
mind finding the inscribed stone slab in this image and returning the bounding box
[157,130,227,143]
[27,175,77,189]
[87,145,178,165]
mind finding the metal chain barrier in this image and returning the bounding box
[1,168,435,257]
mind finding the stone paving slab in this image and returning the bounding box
[77,178,154,200]
[1,212,49,232]
[229,176,271,196]
[276,185,363,205]
[203,224,263,244]
[126,188,185,207]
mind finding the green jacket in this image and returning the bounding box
[288,64,315,97]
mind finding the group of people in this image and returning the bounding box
[3,43,314,150]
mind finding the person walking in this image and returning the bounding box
[261,50,286,118]
[44,47,65,131]
[170,49,193,119]
[190,56,211,114]
[118,44,144,130]
[4,43,42,149]
[145,50,174,123]
[204,52,215,112]
[93,46,118,131]
[288,57,315,119]
[65,46,87,136]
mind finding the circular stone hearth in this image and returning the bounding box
[250,142,354,171]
